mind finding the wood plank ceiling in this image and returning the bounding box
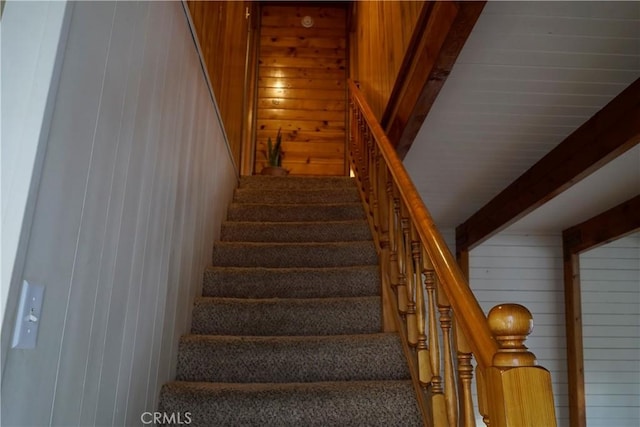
[254,3,348,176]
[403,1,640,232]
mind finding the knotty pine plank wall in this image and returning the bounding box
[256,4,347,176]
[187,1,249,168]
[350,0,425,120]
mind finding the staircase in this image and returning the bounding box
[158,175,422,426]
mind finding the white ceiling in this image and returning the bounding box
[404,1,640,234]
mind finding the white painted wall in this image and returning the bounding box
[469,233,569,426]
[580,233,640,427]
[0,2,237,425]
[1,0,71,346]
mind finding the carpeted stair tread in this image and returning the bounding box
[220,220,371,242]
[233,187,360,204]
[176,333,409,383]
[158,175,422,424]
[191,296,381,336]
[239,175,357,190]
[203,265,380,298]
[212,240,377,268]
[227,202,365,222]
[158,380,422,427]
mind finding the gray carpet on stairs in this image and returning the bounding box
[220,220,372,242]
[176,333,409,383]
[212,240,378,268]
[202,265,380,298]
[227,202,365,222]
[191,296,382,336]
[158,175,422,426]
[159,380,419,427]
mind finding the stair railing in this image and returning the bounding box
[347,80,557,427]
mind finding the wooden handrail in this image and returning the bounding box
[349,78,558,427]
[348,79,498,369]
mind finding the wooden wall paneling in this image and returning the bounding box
[563,250,587,427]
[241,1,260,176]
[187,1,250,168]
[255,4,348,176]
[350,0,426,120]
[383,1,486,159]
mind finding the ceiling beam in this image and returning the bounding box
[563,194,640,256]
[456,78,640,252]
[381,1,486,159]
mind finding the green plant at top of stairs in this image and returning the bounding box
[266,128,283,167]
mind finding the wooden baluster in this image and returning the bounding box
[437,288,458,427]
[413,239,432,388]
[347,100,354,166]
[361,127,371,205]
[394,193,407,317]
[365,130,374,202]
[378,166,395,332]
[455,324,477,427]
[386,181,402,313]
[354,110,364,184]
[422,250,442,393]
[476,366,490,426]
[368,137,376,212]
[370,146,381,236]
[485,304,557,427]
[422,249,447,427]
[353,108,363,182]
[401,210,417,347]
[376,156,389,238]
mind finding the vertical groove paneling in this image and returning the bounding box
[350,0,425,120]
[580,233,640,427]
[469,233,569,426]
[0,1,70,333]
[0,2,237,426]
[255,4,347,176]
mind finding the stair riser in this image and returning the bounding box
[212,242,377,268]
[220,221,371,242]
[239,176,357,190]
[191,297,381,336]
[227,203,366,222]
[158,381,422,427]
[203,266,380,298]
[234,188,361,204]
[176,334,409,383]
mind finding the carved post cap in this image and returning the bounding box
[488,304,537,367]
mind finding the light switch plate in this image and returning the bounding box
[11,280,45,349]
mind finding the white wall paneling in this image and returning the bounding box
[0,0,71,369]
[0,1,237,425]
[580,233,640,427]
[469,233,568,426]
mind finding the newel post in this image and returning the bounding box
[484,304,557,427]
